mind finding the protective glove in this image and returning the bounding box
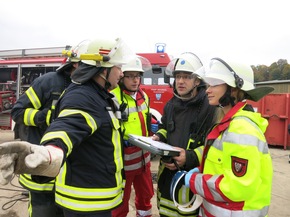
[0,153,18,185]
[184,167,200,187]
[0,141,63,185]
[151,122,159,134]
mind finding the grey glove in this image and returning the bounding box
[0,153,18,185]
[0,141,64,185]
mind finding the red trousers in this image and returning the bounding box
[112,164,154,217]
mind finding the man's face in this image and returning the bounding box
[122,71,141,92]
[108,66,124,90]
[174,72,199,96]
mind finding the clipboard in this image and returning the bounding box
[128,134,180,157]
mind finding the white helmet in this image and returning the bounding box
[204,58,253,90]
[170,170,203,213]
[57,40,90,72]
[203,58,274,101]
[121,55,152,76]
[166,52,203,79]
[81,37,134,68]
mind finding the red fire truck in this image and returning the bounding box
[0,47,173,138]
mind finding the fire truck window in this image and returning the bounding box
[158,77,174,85]
[143,78,152,85]
[158,78,165,85]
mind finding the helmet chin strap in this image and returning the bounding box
[99,74,111,89]
[174,85,197,101]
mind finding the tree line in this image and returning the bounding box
[252,59,290,82]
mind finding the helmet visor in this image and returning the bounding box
[107,38,135,66]
[138,55,152,73]
[203,77,226,86]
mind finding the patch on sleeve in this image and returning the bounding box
[231,156,248,177]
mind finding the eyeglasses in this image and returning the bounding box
[123,75,141,80]
[175,74,194,81]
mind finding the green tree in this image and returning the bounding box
[253,59,289,81]
[281,64,290,79]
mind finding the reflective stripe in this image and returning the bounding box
[124,153,150,171]
[202,199,269,217]
[213,130,268,154]
[55,192,122,212]
[108,110,123,183]
[159,196,194,217]
[124,149,148,160]
[19,174,55,191]
[107,110,121,131]
[159,184,198,217]
[206,175,225,202]
[195,146,204,164]
[159,197,179,217]
[46,109,52,126]
[226,131,268,152]
[55,164,123,212]
[41,131,73,156]
[194,173,205,197]
[58,109,97,135]
[137,208,152,217]
[194,173,226,202]
[56,182,122,198]
[23,108,38,126]
[231,116,269,153]
[54,107,124,212]
[26,87,41,109]
[124,103,148,115]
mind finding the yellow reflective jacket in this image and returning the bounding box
[190,102,273,217]
[111,85,151,173]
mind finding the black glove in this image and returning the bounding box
[35,108,51,129]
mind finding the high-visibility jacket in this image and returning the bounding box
[38,80,125,213]
[111,85,151,173]
[155,88,216,217]
[189,102,273,217]
[11,71,71,192]
[111,85,154,217]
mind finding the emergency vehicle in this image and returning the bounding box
[0,47,173,138]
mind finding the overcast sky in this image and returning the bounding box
[1,0,289,66]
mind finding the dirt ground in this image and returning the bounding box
[0,130,289,217]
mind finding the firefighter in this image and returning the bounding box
[111,55,155,217]
[10,41,88,217]
[184,58,274,216]
[0,37,135,217]
[152,52,216,217]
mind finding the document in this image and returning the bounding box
[128,134,180,156]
